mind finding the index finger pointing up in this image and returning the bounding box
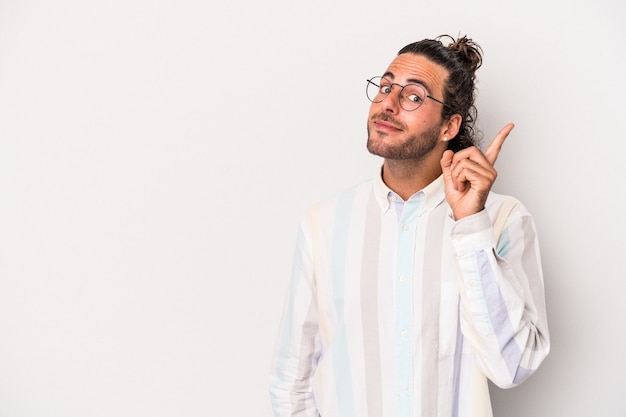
[485,123,515,165]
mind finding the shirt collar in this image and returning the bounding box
[372,164,446,213]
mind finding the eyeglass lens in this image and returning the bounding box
[366,76,428,111]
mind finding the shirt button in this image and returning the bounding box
[403,224,409,231]
[401,330,407,337]
[399,275,407,282]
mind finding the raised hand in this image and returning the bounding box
[440,123,514,220]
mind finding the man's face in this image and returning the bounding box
[367,53,449,160]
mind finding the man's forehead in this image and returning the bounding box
[384,54,448,91]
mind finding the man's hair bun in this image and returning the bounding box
[442,35,483,80]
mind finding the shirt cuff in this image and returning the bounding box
[449,209,495,257]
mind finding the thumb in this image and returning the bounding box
[440,149,454,176]
[440,149,456,189]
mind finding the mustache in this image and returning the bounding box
[370,112,406,130]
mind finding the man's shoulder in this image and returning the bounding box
[485,191,532,220]
[312,178,374,208]
[305,178,374,217]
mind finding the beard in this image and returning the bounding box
[367,113,441,160]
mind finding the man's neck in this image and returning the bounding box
[382,157,442,201]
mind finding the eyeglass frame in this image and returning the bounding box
[365,76,452,112]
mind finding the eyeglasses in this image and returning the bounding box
[365,76,448,112]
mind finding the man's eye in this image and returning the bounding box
[407,94,423,103]
[381,85,392,94]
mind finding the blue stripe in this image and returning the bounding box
[477,251,523,381]
[331,189,356,416]
[394,197,423,417]
[271,226,307,414]
[496,227,512,259]
[451,300,464,417]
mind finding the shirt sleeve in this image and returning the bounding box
[450,201,550,389]
[269,218,321,416]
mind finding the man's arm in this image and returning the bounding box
[451,202,550,388]
[269,221,321,416]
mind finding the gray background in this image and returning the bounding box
[1,0,624,416]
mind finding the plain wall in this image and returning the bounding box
[1,0,624,416]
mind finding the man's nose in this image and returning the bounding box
[381,87,401,113]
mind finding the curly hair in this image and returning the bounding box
[397,35,483,152]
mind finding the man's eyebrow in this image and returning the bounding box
[407,78,433,93]
[382,71,433,93]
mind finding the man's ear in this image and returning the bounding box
[440,114,462,142]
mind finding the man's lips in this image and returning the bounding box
[373,119,402,132]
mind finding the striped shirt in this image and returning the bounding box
[270,170,550,417]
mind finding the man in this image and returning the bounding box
[270,35,550,417]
